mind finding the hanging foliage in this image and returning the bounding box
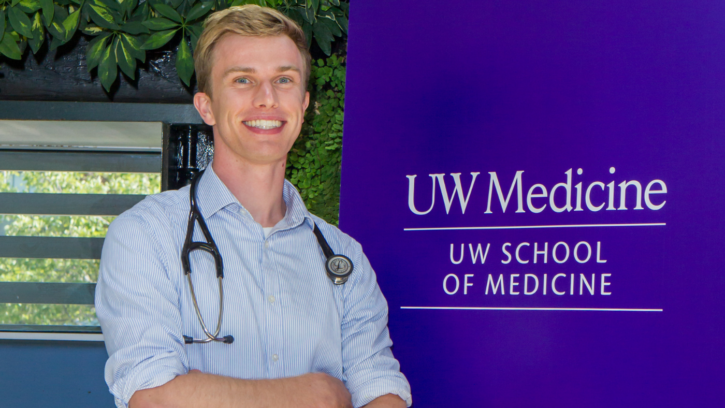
[286,53,345,224]
[0,0,348,91]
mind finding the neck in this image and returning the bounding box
[212,149,288,228]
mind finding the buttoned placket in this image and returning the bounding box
[262,224,284,377]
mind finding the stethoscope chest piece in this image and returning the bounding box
[326,254,353,285]
[312,222,354,285]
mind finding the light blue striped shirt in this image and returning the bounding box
[95,165,411,408]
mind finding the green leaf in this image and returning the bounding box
[0,32,22,59]
[320,17,340,37]
[28,13,45,53]
[189,33,199,52]
[17,0,41,13]
[286,9,304,27]
[9,8,34,39]
[131,1,149,21]
[121,33,144,62]
[140,28,177,49]
[47,21,66,40]
[302,21,312,48]
[188,25,202,51]
[312,21,331,55]
[88,4,120,30]
[152,4,182,24]
[174,0,188,15]
[94,0,121,13]
[28,23,45,54]
[40,0,54,26]
[78,14,88,31]
[82,24,105,35]
[121,21,149,34]
[328,0,339,6]
[61,8,81,41]
[99,39,118,91]
[116,36,136,79]
[119,0,137,16]
[336,14,347,34]
[301,5,315,23]
[49,33,62,50]
[52,4,68,22]
[310,0,319,13]
[142,17,178,30]
[186,23,202,38]
[0,10,6,43]
[230,0,255,6]
[86,31,110,70]
[185,1,213,22]
[317,8,333,19]
[176,35,193,86]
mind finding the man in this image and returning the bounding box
[95,5,411,408]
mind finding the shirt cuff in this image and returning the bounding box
[108,357,186,408]
[351,382,413,407]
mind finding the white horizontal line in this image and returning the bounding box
[0,332,104,342]
[404,222,666,231]
[401,306,663,312]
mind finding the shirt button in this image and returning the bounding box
[264,241,270,249]
[268,295,275,304]
[272,354,279,362]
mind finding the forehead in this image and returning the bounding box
[211,34,304,74]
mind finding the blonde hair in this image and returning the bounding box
[194,5,311,95]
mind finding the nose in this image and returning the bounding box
[253,80,278,109]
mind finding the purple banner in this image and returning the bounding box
[340,1,725,406]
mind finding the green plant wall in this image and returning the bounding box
[0,0,348,91]
[287,53,345,224]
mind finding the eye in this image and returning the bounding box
[234,77,251,84]
[277,77,292,84]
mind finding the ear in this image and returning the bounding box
[302,91,310,122]
[194,92,216,126]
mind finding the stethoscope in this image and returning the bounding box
[181,170,354,345]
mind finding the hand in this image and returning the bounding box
[292,372,352,408]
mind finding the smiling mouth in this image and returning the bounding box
[243,120,283,130]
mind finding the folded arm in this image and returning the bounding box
[130,371,351,408]
[336,239,412,407]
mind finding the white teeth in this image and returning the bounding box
[243,120,283,129]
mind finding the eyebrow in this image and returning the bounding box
[223,66,256,77]
[277,65,301,74]
[223,65,301,77]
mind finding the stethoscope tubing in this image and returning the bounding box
[183,171,233,344]
[186,274,227,343]
[181,170,353,345]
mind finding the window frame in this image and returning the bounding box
[0,101,205,341]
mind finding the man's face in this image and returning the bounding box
[195,34,310,166]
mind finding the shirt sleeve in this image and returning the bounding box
[95,211,189,408]
[340,244,412,408]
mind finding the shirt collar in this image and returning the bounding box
[195,163,314,230]
[195,164,240,220]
